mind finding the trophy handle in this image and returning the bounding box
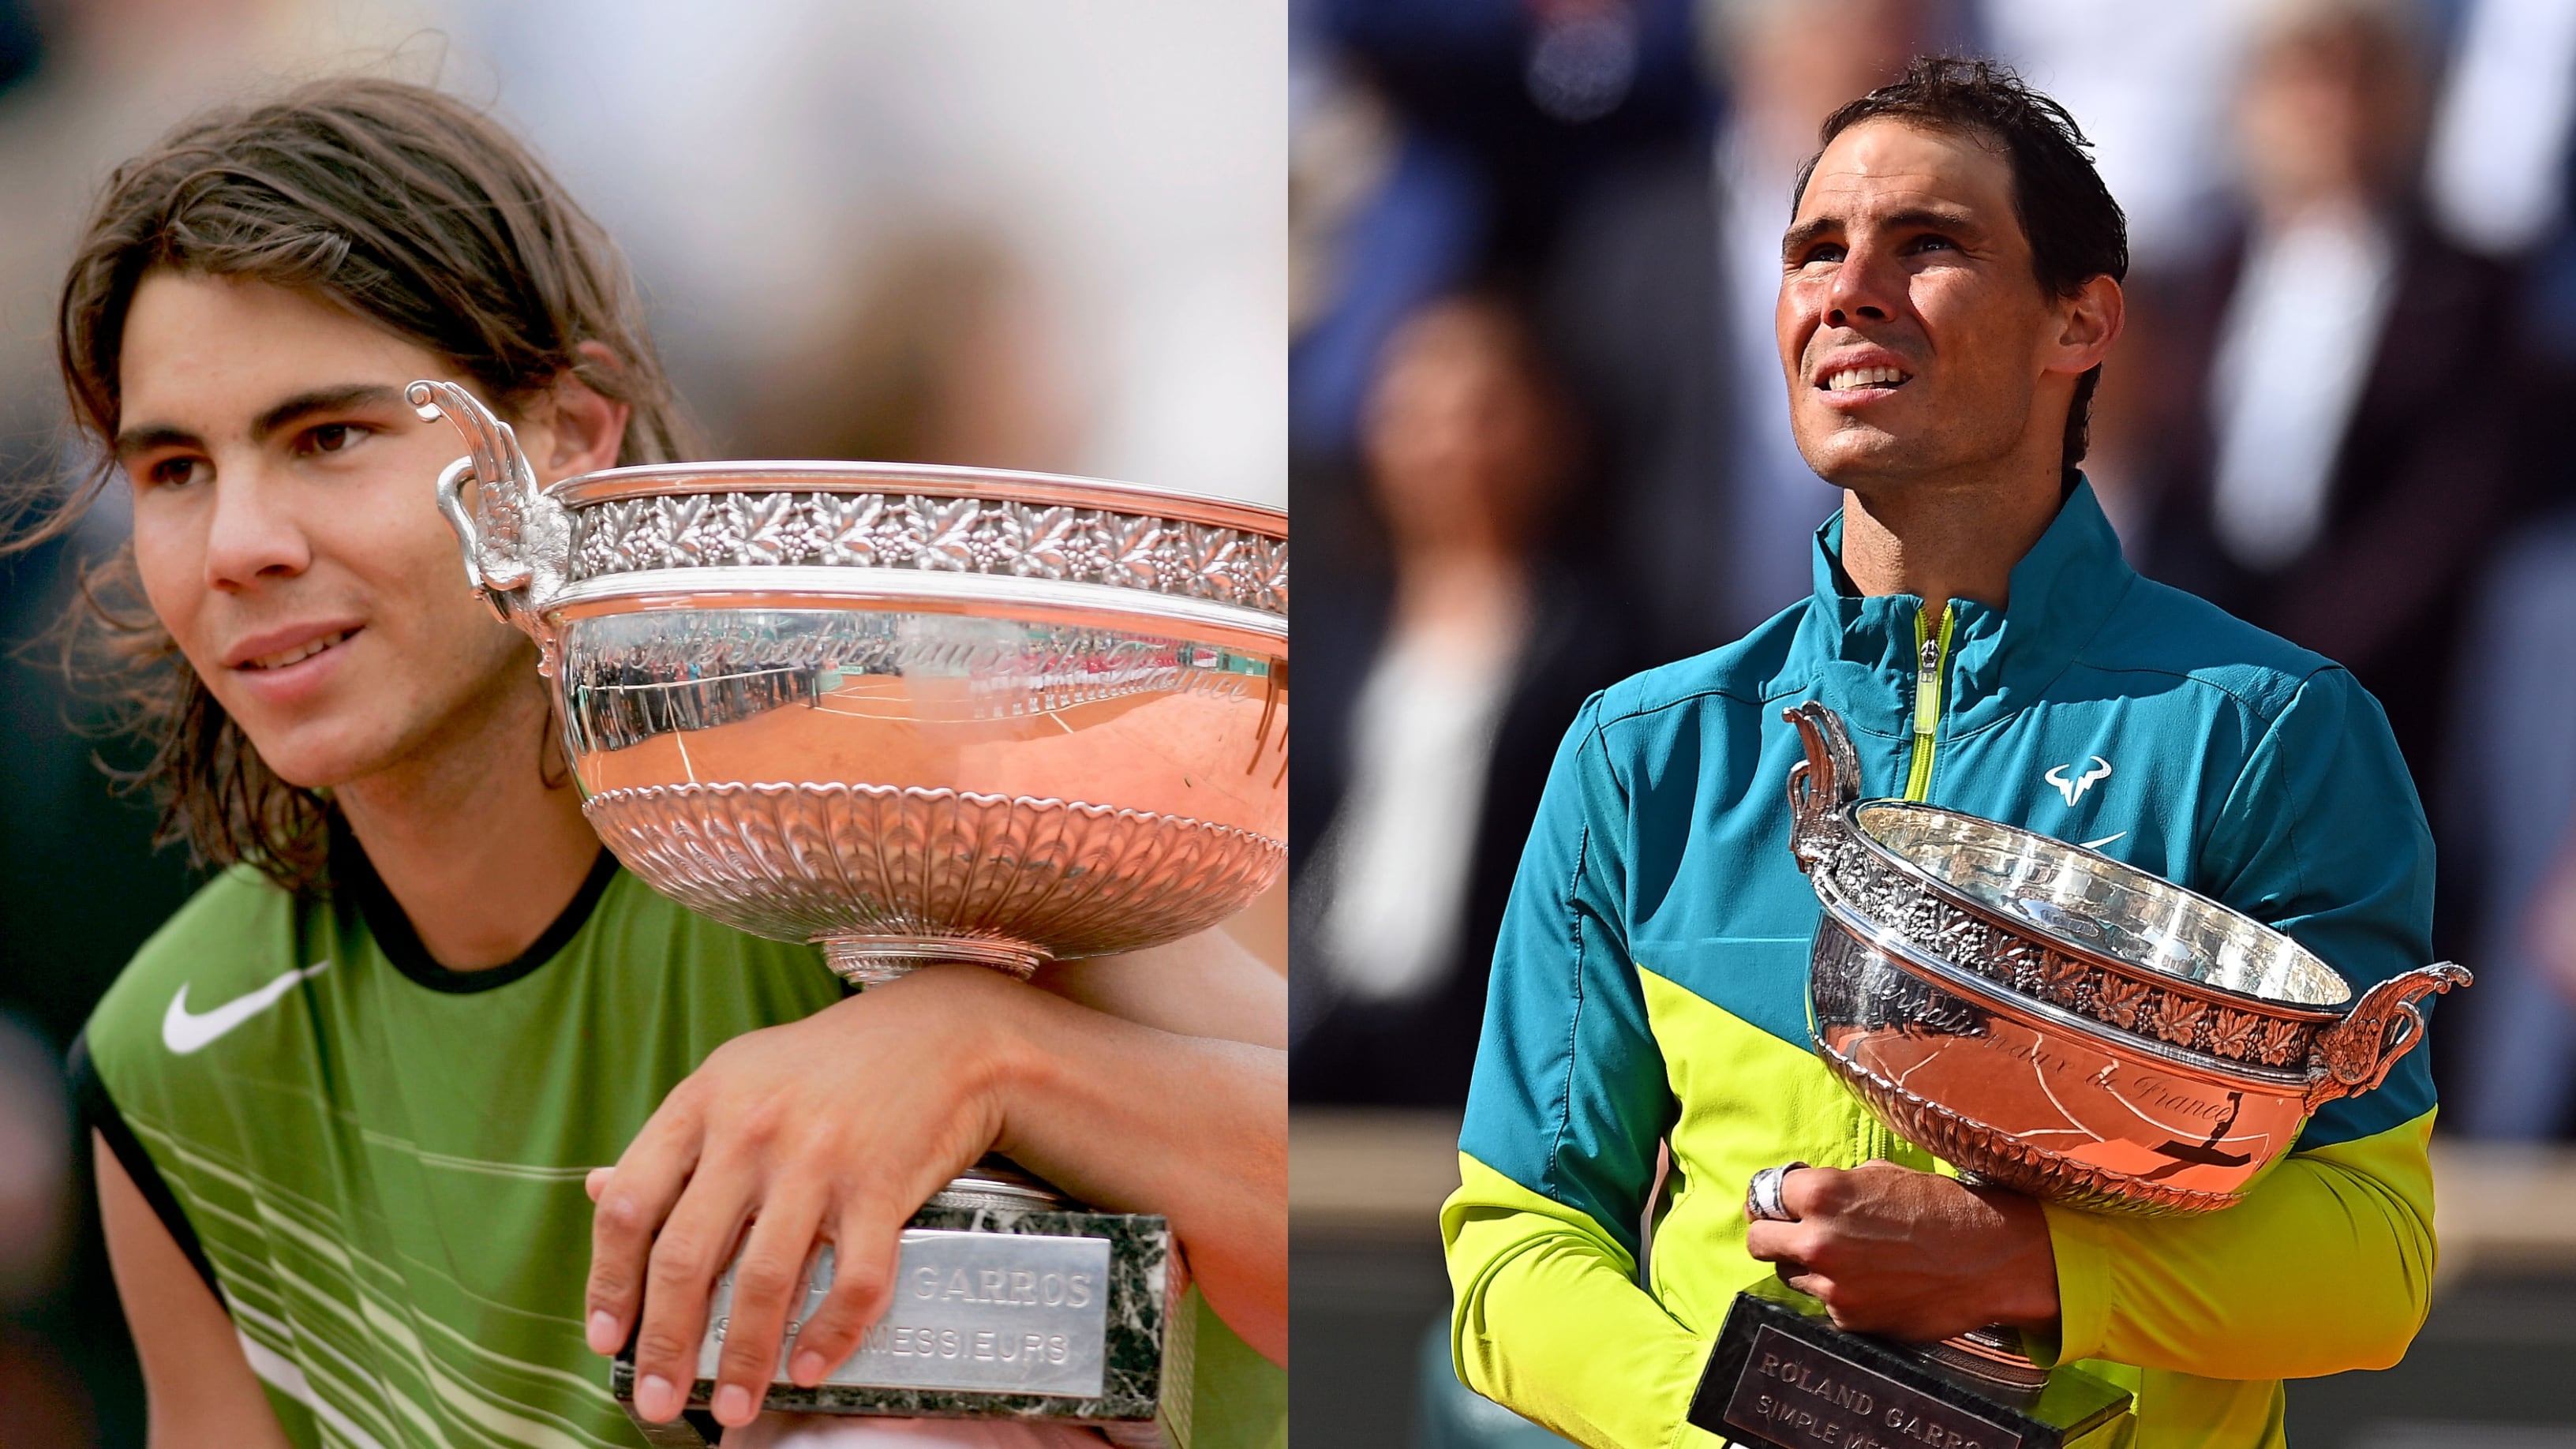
[407,380,574,669]
[1784,702,1860,872]
[2303,962,2472,1114]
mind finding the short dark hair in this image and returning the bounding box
[1792,56,2130,474]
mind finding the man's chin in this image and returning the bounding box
[1793,425,1914,492]
[227,723,384,796]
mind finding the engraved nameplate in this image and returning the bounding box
[699,1230,1111,1398]
[1724,1324,2021,1449]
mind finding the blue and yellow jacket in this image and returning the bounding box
[1443,481,2441,1448]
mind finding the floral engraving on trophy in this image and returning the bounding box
[2150,994,2208,1048]
[2095,975,2153,1032]
[1815,833,2342,1073]
[2207,1008,2263,1060]
[566,491,1288,616]
[2254,1017,2308,1069]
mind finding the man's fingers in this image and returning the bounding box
[585,1100,708,1356]
[1780,1265,1835,1304]
[1744,1219,1815,1265]
[706,1185,829,1428]
[1777,1164,1845,1219]
[781,1202,909,1388]
[625,1166,758,1423]
[586,1167,612,1204]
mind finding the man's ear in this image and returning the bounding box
[2047,274,2124,378]
[522,340,634,485]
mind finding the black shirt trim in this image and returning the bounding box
[334,826,622,994]
[68,1031,224,1305]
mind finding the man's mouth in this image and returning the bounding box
[241,628,356,670]
[1823,365,1911,391]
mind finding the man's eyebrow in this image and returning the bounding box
[110,424,202,462]
[250,383,403,444]
[1781,205,1987,263]
[1781,216,1839,264]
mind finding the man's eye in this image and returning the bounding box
[1908,234,1958,254]
[297,423,362,455]
[1797,243,1848,268]
[142,456,209,489]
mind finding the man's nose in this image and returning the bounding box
[1824,242,1904,328]
[202,466,313,591]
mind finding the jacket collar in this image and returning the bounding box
[1792,477,2134,739]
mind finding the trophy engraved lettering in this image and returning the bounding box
[1692,702,2466,1449]
[412,382,1285,1447]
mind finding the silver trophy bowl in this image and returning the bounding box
[406,380,1287,986]
[1783,701,2465,1217]
[410,381,1277,1441]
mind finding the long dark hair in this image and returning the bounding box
[28,76,695,893]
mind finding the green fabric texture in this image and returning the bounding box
[1444,481,2443,1449]
[84,860,1282,1447]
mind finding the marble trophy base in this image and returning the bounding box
[1693,1279,2133,1449]
[614,1168,1193,1449]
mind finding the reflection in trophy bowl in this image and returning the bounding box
[409,380,1287,985]
[1782,702,2466,1216]
[557,602,1287,982]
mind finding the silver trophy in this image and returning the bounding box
[411,382,1286,1447]
[1694,702,2466,1449]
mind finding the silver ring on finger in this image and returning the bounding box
[1746,1161,1809,1223]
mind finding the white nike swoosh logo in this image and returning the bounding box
[2080,833,2127,851]
[163,961,329,1055]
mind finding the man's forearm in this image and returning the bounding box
[984,976,1288,1364]
[2042,1111,2437,1378]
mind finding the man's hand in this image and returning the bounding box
[1742,1161,2060,1341]
[582,965,1017,1428]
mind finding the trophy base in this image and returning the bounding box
[822,934,1044,984]
[1693,1279,2133,1449]
[616,1160,1193,1448]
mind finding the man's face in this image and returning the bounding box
[1777,118,2069,492]
[115,272,533,790]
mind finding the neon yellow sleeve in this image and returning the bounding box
[1443,1153,1719,1449]
[2037,1109,2436,1378]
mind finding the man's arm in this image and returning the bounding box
[1752,668,2443,1377]
[95,1131,293,1449]
[2042,668,2443,1374]
[1443,696,1703,1448]
[582,927,1286,1430]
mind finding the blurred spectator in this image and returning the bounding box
[2426,0,2576,369]
[2447,518,2576,1138]
[2136,0,2553,867]
[1982,0,2245,273]
[1291,292,1639,1106]
[1546,0,1939,657]
[2425,0,2576,1143]
[1289,0,1706,566]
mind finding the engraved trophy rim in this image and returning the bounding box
[1834,796,2353,1019]
[1813,890,2316,1089]
[544,458,1286,539]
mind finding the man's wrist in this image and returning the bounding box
[845,964,1032,1151]
[1978,1185,2064,1332]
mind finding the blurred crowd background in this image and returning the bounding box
[0,2,1283,1441]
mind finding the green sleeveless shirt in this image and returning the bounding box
[77,846,1284,1448]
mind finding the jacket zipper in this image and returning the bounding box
[1904,605,1954,802]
